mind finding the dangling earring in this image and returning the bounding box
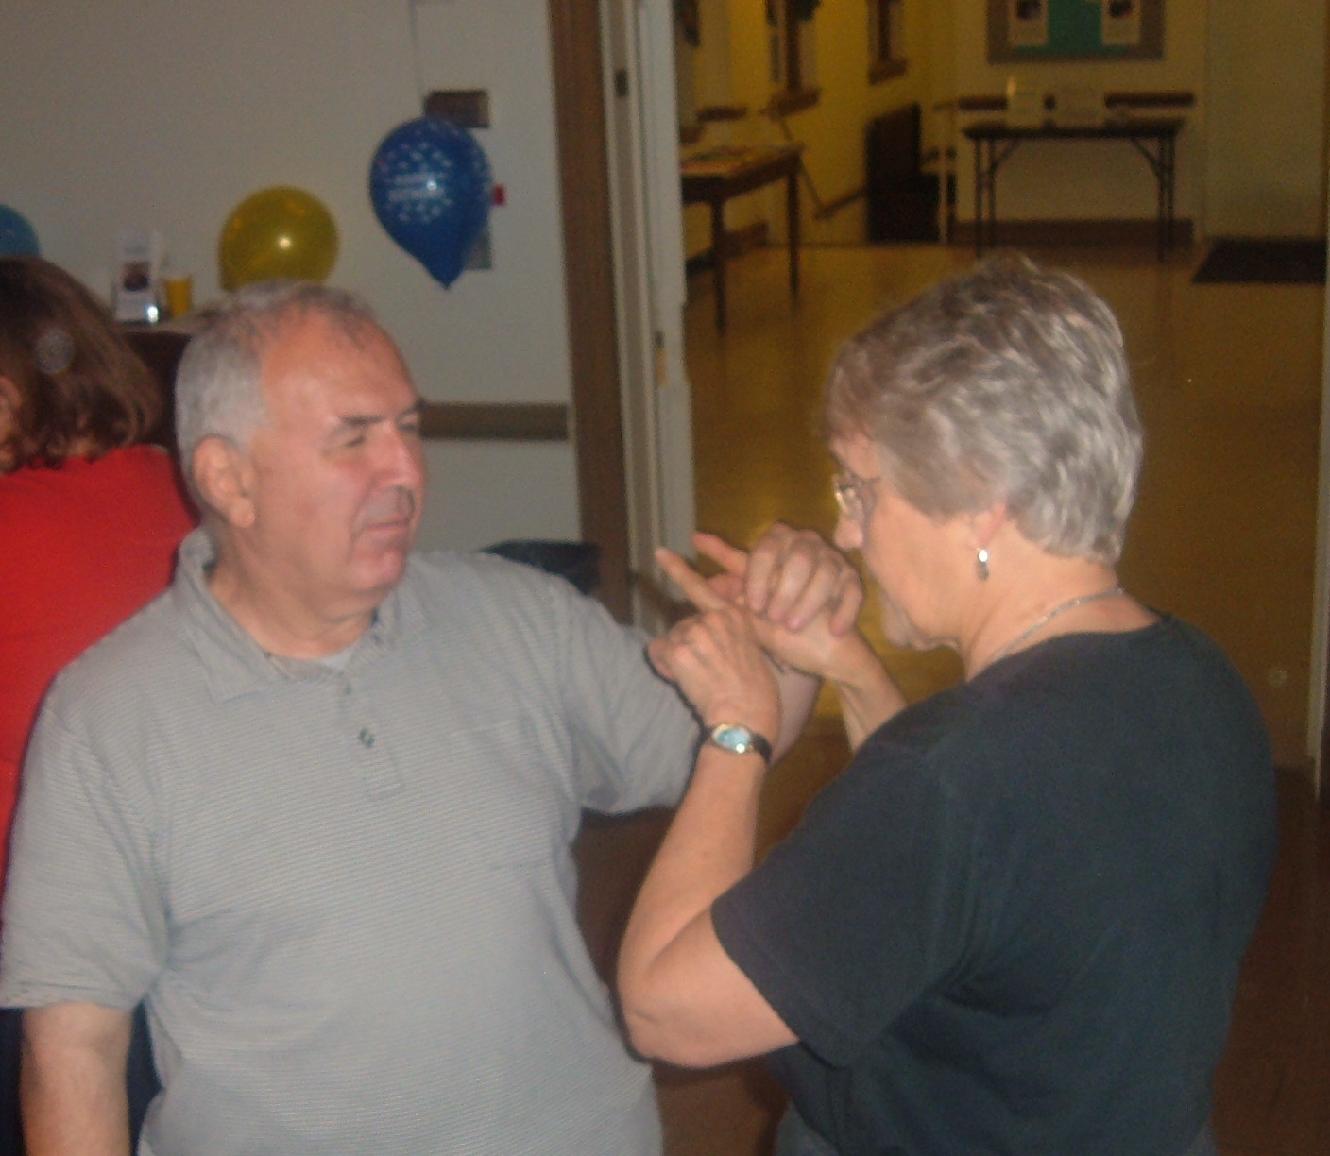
[976,547,990,581]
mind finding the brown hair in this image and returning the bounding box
[0,257,162,468]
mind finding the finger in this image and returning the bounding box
[655,547,727,612]
[786,551,856,631]
[646,636,676,681]
[763,547,821,628]
[692,532,749,580]
[700,604,751,652]
[743,522,796,614]
[761,530,845,629]
[828,570,864,636]
[706,572,745,605]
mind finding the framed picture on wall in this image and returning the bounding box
[1008,0,1049,49]
[1102,0,1142,47]
[988,0,1163,61]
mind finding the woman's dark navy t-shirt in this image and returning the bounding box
[713,619,1276,1155]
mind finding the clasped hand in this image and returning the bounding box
[648,523,864,734]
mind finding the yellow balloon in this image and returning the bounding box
[217,186,339,290]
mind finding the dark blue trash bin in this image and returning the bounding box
[483,540,600,596]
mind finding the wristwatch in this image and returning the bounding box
[705,722,773,764]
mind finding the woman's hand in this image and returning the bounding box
[649,606,780,740]
[654,527,904,749]
[656,525,867,681]
[737,522,862,636]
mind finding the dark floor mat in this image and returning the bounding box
[1193,238,1326,284]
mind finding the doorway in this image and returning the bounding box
[550,2,1329,782]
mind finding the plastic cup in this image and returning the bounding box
[162,274,193,319]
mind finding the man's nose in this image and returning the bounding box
[377,425,425,486]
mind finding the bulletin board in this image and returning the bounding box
[987,0,1164,62]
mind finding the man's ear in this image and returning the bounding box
[191,436,257,529]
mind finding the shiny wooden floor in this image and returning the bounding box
[683,243,1322,768]
[575,241,1328,1154]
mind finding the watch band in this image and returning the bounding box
[705,722,774,764]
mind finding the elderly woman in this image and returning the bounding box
[619,257,1275,1156]
[0,256,194,1151]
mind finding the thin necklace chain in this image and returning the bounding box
[985,584,1125,668]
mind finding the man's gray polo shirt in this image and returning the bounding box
[1,529,697,1155]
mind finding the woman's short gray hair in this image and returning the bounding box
[825,255,1142,565]
[174,280,383,504]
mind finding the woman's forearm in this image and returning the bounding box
[770,663,820,758]
[618,747,767,1061]
[825,635,907,750]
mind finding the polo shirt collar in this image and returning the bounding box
[172,527,414,702]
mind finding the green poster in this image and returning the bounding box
[987,0,1164,62]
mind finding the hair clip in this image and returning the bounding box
[34,327,76,376]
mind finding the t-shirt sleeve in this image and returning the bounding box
[712,728,985,1067]
[551,577,699,814]
[0,701,166,1010]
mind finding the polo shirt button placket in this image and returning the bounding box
[340,678,403,799]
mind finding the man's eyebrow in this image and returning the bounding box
[332,400,424,432]
[333,414,380,432]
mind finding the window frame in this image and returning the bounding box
[868,0,907,84]
[768,0,821,113]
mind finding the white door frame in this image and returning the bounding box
[1308,175,1330,800]
[601,0,694,632]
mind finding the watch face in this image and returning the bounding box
[707,723,771,762]
[712,724,752,753]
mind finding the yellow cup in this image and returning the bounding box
[162,274,194,319]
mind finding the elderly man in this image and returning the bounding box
[0,282,838,1155]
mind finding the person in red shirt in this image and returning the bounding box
[0,256,196,1152]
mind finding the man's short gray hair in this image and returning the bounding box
[825,255,1142,565]
[174,280,383,503]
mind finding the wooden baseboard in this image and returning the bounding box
[949,217,1194,250]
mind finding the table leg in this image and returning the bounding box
[1164,134,1176,255]
[1155,135,1166,261]
[938,106,952,244]
[987,139,997,251]
[710,197,727,330]
[973,138,983,256]
[787,166,800,300]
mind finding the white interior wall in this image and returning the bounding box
[1205,0,1328,237]
[0,0,579,552]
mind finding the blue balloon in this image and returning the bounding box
[369,117,491,288]
[0,204,40,257]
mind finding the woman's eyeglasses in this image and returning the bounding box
[832,470,881,523]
